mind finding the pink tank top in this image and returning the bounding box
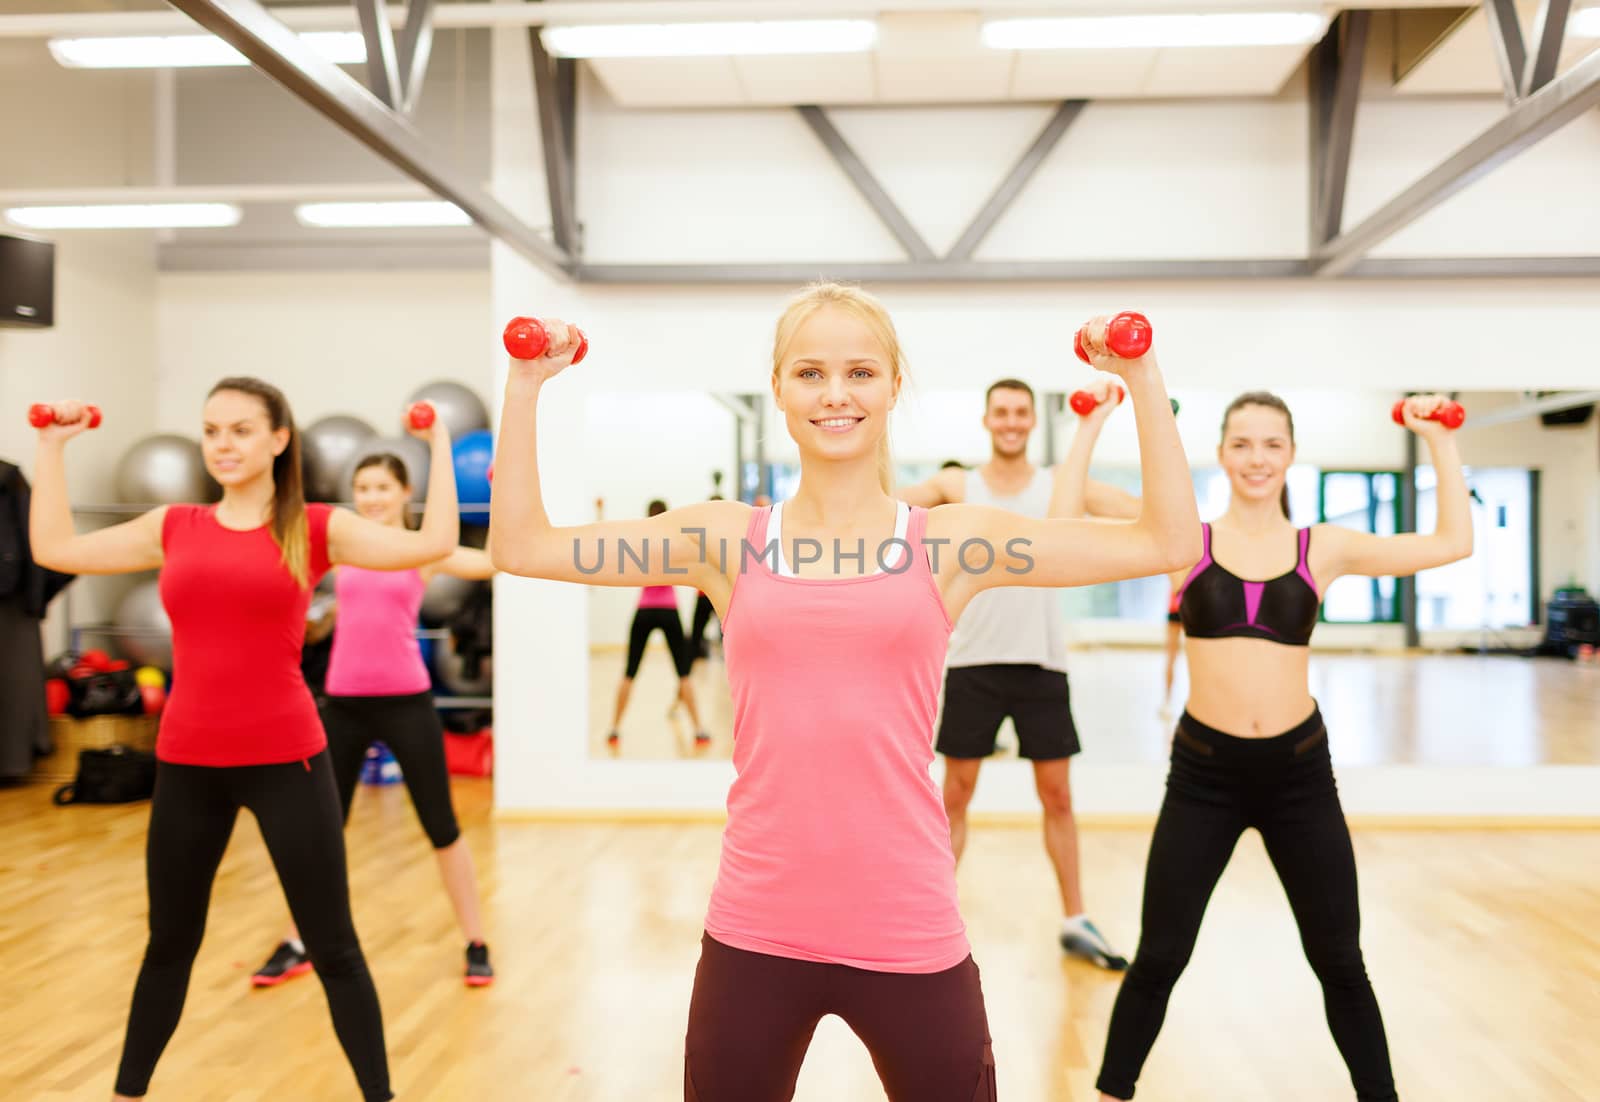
[637,585,678,609]
[325,567,432,697]
[704,506,969,973]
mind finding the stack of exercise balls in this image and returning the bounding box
[300,380,495,699]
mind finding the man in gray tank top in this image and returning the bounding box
[900,378,1136,970]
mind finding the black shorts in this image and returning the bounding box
[935,664,1080,761]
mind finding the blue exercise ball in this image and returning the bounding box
[453,430,494,523]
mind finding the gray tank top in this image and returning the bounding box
[944,467,1067,671]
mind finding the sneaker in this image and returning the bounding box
[1060,920,1129,971]
[465,942,494,987]
[251,941,312,987]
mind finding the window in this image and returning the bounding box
[1318,471,1399,623]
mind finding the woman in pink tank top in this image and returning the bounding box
[251,451,499,990]
[489,287,1202,1102]
[605,498,711,749]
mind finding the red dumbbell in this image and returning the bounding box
[503,317,590,365]
[1074,312,1153,365]
[406,401,436,431]
[1391,399,1465,430]
[28,403,103,429]
[1068,386,1126,417]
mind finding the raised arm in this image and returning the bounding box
[1047,379,1131,519]
[934,319,1201,603]
[488,321,745,597]
[327,417,459,570]
[896,464,965,508]
[29,403,165,575]
[431,546,497,581]
[1314,395,1473,583]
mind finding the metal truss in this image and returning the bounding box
[141,1,1600,284]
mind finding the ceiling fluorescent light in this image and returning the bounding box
[296,201,472,228]
[981,13,1328,51]
[48,31,365,69]
[541,20,877,59]
[1571,7,1600,38]
[4,203,242,229]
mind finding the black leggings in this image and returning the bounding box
[685,934,996,1102]
[689,593,717,659]
[324,691,461,849]
[627,606,692,679]
[1097,709,1396,1102]
[116,752,391,1101]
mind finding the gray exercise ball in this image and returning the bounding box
[406,381,489,440]
[114,435,221,505]
[113,578,173,668]
[302,415,379,502]
[339,434,430,504]
[432,633,492,696]
[420,573,478,628]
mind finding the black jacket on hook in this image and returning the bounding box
[1,460,76,777]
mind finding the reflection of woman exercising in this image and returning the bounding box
[252,452,496,990]
[607,500,709,747]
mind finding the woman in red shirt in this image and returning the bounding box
[30,377,459,1102]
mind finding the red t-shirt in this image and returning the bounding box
[156,503,333,766]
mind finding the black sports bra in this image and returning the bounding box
[1177,523,1321,647]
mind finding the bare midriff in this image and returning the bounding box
[1181,636,1317,737]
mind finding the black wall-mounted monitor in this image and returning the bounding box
[0,231,56,328]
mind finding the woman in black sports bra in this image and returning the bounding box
[1067,390,1472,1102]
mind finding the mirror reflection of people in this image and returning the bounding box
[606,499,709,749]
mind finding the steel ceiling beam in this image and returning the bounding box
[797,105,937,264]
[162,0,572,279]
[1522,0,1574,96]
[1308,11,1370,248]
[529,28,580,257]
[1484,0,1529,103]
[946,100,1085,262]
[396,0,436,115]
[1312,44,1600,278]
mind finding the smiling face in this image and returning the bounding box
[1218,401,1296,508]
[201,388,288,489]
[983,385,1035,459]
[351,459,410,526]
[771,303,901,470]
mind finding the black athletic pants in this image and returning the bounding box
[323,691,461,850]
[115,751,391,1101]
[1096,708,1397,1101]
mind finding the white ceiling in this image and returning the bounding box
[586,12,1325,106]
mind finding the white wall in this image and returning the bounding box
[154,270,493,431]
[0,231,161,647]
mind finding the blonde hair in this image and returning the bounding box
[771,282,905,493]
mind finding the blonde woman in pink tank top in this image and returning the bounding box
[489,285,1202,1102]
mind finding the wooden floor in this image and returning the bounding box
[3,780,1598,1101]
[591,645,1600,766]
